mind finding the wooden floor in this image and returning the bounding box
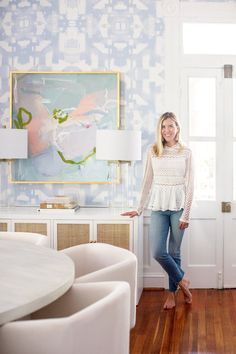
[130,289,236,354]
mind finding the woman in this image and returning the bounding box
[122,112,194,309]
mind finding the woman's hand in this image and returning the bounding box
[179,221,189,230]
[121,210,138,218]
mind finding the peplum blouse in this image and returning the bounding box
[136,143,194,223]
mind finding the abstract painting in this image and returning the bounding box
[10,72,120,183]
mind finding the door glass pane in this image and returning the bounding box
[234,143,236,201]
[189,78,216,137]
[233,79,236,138]
[189,142,216,200]
[183,23,236,55]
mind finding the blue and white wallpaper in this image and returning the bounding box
[0,0,232,207]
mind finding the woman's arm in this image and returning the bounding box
[180,149,194,223]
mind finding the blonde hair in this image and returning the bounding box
[153,112,182,157]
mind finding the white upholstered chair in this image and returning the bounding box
[61,242,137,328]
[0,282,130,354]
[0,232,49,247]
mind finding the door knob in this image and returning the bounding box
[221,202,231,213]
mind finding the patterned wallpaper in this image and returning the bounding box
[0,0,164,207]
[0,0,231,207]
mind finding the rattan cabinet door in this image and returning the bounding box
[0,221,9,231]
[13,222,48,235]
[11,220,50,245]
[56,223,90,250]
[96,223,130,250]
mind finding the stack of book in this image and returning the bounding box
[37,196,80,214]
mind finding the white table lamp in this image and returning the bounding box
[0,129,28,159]
[96,129,141,207]
[0,128,28,206]
[96,130,141,162]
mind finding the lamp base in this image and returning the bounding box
[108,162,135,209]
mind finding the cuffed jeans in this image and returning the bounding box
[150,209,185,292]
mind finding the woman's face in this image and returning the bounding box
[161,118,179,146]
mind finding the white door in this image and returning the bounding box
[180,67,236,288]
[222,74,236,288]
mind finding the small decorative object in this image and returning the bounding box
[38,195,80,213]
[39,195,77,209]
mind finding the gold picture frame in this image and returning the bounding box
[10,71,120,184]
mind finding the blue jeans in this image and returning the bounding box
[150,209,185,292]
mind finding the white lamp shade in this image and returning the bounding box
[0,129,28,159]
[96,129,141,161]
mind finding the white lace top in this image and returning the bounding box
[136,143,194,222]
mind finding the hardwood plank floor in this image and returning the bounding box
[130,289,236,354]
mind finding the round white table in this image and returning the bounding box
[0,239,75,326]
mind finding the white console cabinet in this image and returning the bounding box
[0,207,143,302]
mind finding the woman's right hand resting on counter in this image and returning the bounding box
[121,210,139,218]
